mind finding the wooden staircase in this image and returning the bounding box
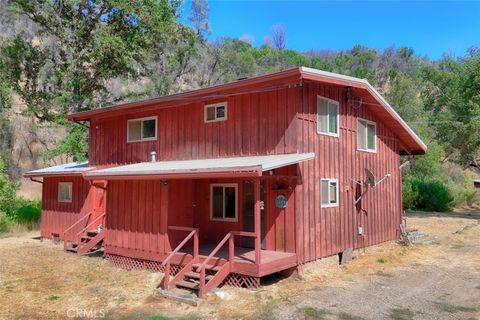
[63,212,106,255]
[65,228,105,254]
[159,229,259,299]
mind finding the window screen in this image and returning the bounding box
[317,96,339,135]
[211,184,237,220]
[127,117,157,142]
[357,119,376,151]
[205,102,227,122]
[321,179,339,207]
[58,182,72,203]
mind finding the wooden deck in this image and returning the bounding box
[170,245,297,277]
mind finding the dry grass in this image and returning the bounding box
[0,212,478,319]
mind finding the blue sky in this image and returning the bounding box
[180,1,480,60]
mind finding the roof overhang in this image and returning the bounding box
[300,67,427,155]
[24,162,92,178]
[67,66,427,155]
[83,153,315,181]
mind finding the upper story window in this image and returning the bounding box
[357,118,377,152]
[317,96,339,136]
[58,182,72,203]
[205,102,227,123]
[127,116,157,142]
[321,179,339,208]
[210,183,237,221]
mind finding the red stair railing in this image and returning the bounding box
[161,226,199,289]
[62,211,92,250]
[197,231,258,297]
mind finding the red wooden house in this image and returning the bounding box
[26,67,426,297]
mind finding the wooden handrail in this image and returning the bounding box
[230,231,256,238]
[168,226,198,232]
[63,211,92,237]
[75,213,105,238]
[197,232,232,273]
[161,229,197,267]
[161,226,199,290]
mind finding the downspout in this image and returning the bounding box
[30,177,43,184]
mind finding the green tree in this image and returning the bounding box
[422,52,480,169]
[0,0,186,160]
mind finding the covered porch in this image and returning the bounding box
[83,153,314,295]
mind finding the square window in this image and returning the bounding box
[58,182,72,203]
[205,102,227,123]
[321,179,339,207]
[317,96,339,136]
[127,117,157,142]
[210,184,237,221]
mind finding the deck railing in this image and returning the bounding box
[62,211,92,250]
[161,226,199,289]
[197,230,258,296]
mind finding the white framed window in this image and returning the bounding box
[58,182,73,203]
[317,95,339,136]
[321,179,339,208]
[357,118,377,152]
[127,116,157,142]
[210,183,237,221]
[205,102,227,123]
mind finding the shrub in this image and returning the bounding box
[15,198,41,226]
[455,188,480,207]
[0,211,11,233]
[408,178,454,212]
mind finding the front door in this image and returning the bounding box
[242,180,267,249]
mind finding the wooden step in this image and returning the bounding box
[185,271,214,281]
[192,263,221,272]
[86,230,98,236]
[176,280,199,290]
[65,244,78,253]
[155,288,200,306]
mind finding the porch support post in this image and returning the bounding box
[254,178,261,265]
[160,181,169,253]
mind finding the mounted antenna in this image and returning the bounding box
[365,169,376,188]
[354,169,391,205]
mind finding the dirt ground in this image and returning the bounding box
[0,212,479,320]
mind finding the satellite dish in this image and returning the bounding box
[365,169,376,188]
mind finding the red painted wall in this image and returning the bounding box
[88,86,300,165]
[84,79,404,265]
[41,176,92,239]
[295,81,402,264]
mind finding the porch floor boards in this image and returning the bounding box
[172,245,297,277]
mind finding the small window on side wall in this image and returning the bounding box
[321,179,339,207]
[317,96,339,136]
[205,102,227,123]
[357,118,376,152]
[58,182,72,203]
[127,116,157,142]
[210,184,237,221]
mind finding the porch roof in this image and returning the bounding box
[25,161,91,178]
[83,153,315,180]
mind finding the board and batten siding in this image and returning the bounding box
[88,86,300,166]
[41,176,92,239]
[295,81,402,264]
[104,179,197,260]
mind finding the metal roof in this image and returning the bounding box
[25,161,91,177]
[84,153,315,180]
[67,67,426,155]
